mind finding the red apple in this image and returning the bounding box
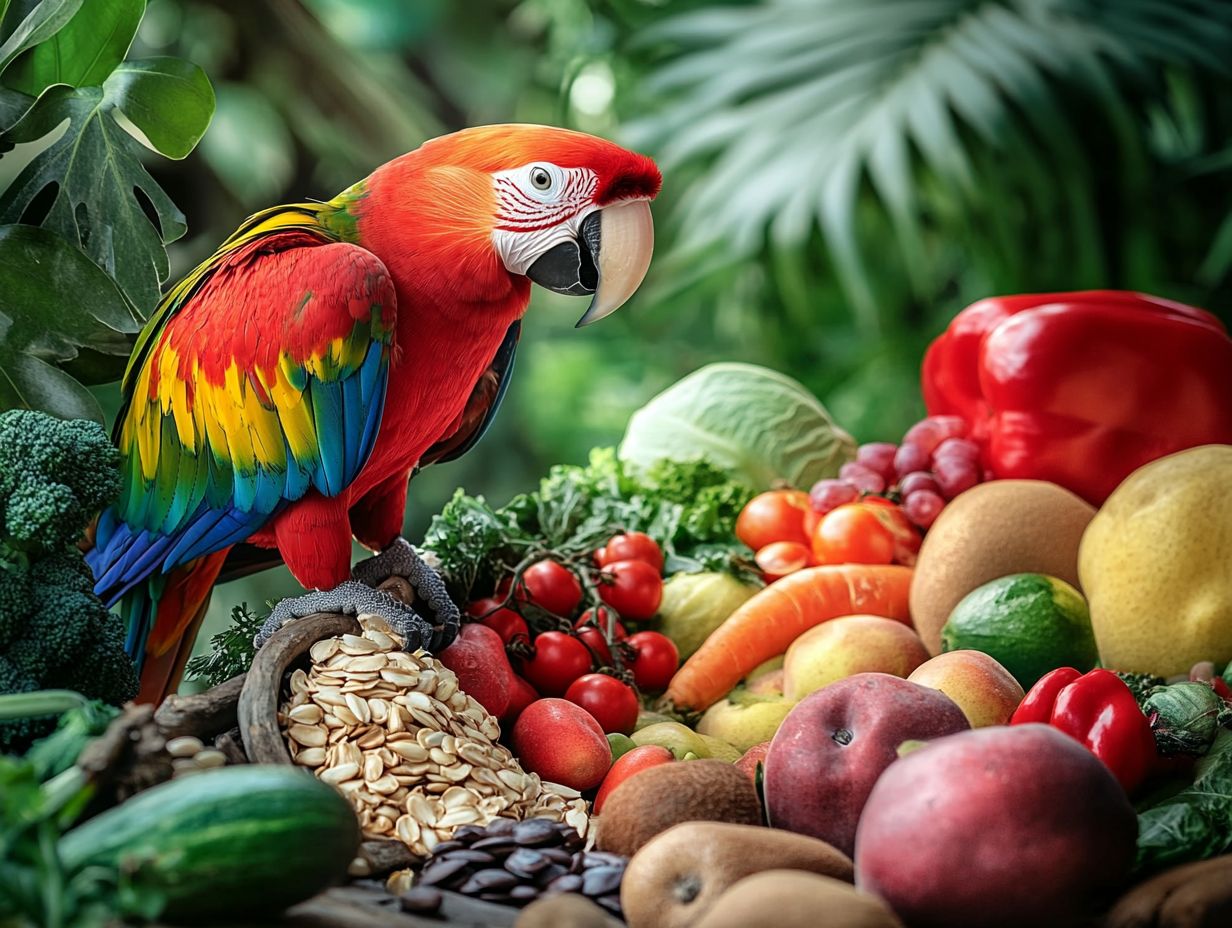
[512,698,610,791]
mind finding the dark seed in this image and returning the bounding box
[485,816,517,834]
[581,866,623,898]
[471,836,517,854]
[595,894,624,916]
[510,885,539,904]
[569,854,586,875]
[441,849,497,865]
[513,818,559,846]
[459,868,520,894]
[545,873,584,895]
[418,857,471,887]
[399,887,443,915]
[541,847,573,865]
[561,830,586,852]
[478,891,514,904]
[430,839,465,854]
[583,851,627,868]
[453,825,486,842]
[504,848,549,878]
[534,863,569,887]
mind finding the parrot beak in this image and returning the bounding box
[525,200,655,327]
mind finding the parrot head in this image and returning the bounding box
[369,124,662,326]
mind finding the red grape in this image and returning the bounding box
[933,454,980,500]
[893,442,931,477]
[855,443,898,481]
[809,479,860,515]
[898,471,941,497]
[933,437,980,464]
[903,489,945,529]
[838,462,886,495]
[904,416,967,455]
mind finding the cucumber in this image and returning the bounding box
[59,765,360,920]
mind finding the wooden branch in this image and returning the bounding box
[154,674,245,739]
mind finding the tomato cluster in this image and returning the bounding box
[738,488,922,583]
[461,531,679,736]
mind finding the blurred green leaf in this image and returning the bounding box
[198,82,293,205]
[3,0,144,96]
[0,224,137,421]
[630,0,1232,319]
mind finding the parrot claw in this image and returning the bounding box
[254,538,460,654]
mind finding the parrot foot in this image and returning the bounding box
[254,538,460,655]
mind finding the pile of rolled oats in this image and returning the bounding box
[279,615,588,856]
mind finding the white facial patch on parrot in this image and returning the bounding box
[490,163,601,275]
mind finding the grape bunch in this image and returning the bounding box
[810,415,985,531]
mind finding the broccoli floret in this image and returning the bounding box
[0,555,137,751]
[0,409,121,559]
[0,412,135,752]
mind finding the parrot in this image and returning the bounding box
[85,124,661,704]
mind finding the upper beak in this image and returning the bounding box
[525,200,655,327]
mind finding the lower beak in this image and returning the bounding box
[525,200,655,327]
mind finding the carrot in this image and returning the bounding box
[665,564,914,712]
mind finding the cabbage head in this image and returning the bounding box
[619,363,856,489]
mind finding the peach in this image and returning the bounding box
[907,650,1025,728]
[512,698,610,790]
[783,615,930,701]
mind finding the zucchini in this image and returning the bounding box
[59,765,360,921]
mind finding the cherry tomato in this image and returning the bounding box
[755,541,812,582]
[576,625,613,666]
[595,531,664,572]
[863,499,922,565]
[811,502,895,565]
[575,606,628,641]
[565,673,640,735]
[598,559,663,621]
[518,560,583,617]
[518,631,593,697]
[624,630,678,693]
[593,745,674,813]
[735,489,812,550]
[466,598,529,645]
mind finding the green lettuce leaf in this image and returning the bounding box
[1135,728,1232,874]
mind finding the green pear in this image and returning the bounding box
[696,687,796,753]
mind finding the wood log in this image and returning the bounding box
[239,613,361,764]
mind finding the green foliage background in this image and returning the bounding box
[3,0,1231,669]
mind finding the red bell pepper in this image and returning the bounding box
[1010,667,1156,794]
[922,291,1232,504]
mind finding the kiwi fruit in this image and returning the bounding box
[910,480,1095,654]
[596,760,762,857]
[693,870,904,928]
[620,822,854,928]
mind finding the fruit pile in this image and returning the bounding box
[8,290,1232,928]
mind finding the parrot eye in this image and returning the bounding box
[529,166,554,191]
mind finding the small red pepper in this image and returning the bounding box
[921,291,1232,504]
[1010,668,1155,794]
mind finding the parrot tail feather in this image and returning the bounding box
[123,549,231,705]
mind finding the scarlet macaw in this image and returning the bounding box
[86,125,661,702]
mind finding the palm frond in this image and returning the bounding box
[628,0,1232,322]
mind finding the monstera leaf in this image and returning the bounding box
[0,56,214,313]
[0,224,139,421]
